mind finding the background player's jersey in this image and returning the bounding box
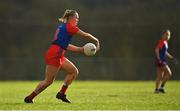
[156,39,168,61]
[52,23,79,49]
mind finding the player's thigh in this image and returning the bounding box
[61,58,78,74]
[45,65,60,82]
[163,65,172,76]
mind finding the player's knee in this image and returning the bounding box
[166,70,172,77]
[168,71,172,77]
[165,66,172,76]
[67,66,79,77]
[73,67,79,77]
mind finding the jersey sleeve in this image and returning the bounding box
[66,24,79,35]
[156,40,164,49]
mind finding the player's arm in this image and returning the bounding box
[166,52,178,64]
[76,29,100,51]
[67,44,84,53]
[166,52,173,59]
[155,47,161,60]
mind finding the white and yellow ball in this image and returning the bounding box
[83,43,96,56]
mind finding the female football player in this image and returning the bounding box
[24,9,100,103]
[154,29,176,93]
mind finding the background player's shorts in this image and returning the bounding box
[155,59,167,67]
[45,45,66,67]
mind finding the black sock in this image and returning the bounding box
[161,83,165,88]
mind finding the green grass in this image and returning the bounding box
[0,81,180,110]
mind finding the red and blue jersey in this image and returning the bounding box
[156,39,168,61]
[52,23,79,49]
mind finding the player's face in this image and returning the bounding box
[163,31,171,40]
[69,13,79,26]
[166,31,171,40]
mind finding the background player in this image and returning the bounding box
[154,29,176,93]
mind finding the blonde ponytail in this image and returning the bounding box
[59,9,77,23]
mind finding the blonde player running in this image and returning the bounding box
[24,9,100,103]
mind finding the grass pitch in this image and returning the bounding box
[0,81,180,110]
